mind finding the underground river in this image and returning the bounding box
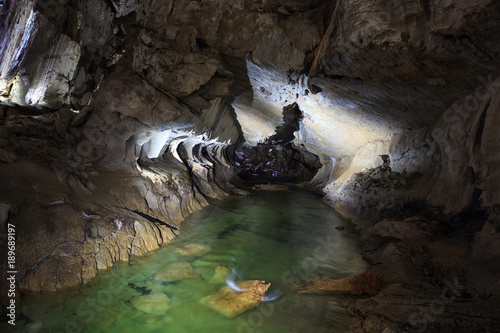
[17,190,368,333]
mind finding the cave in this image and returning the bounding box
[1,0,500,332]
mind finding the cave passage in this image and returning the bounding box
[19,190,368,333]
[233,143,322,183]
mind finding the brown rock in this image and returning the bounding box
[297,272,383,296]
[209,266,231,284]
[154,261,200,281]
[200,280,271,318]
[254,184,290,191]
[174,243,212,256]
[131,293,171,314]
[297,276,354,295]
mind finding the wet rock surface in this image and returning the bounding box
[154,262,200,281]
[131,293,172,314]
[253,184,290,192]
[200,280,271,318]
[298,272,383,296]
[174,243,212,257]
[209,266,231,285]
[0,0,499,331]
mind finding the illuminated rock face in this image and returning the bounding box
[0,0,114,109]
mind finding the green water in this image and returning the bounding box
[16,190,368,333]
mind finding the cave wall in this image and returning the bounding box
[327,78,500,221]
[0,0,246,292]
[0,0,499,300]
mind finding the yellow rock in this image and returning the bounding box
[209,266,231,284]
[154,261,200,281]
[254,184,290,191]
[131,293,171,314]
[297,272,383,295]
[200,280,271,318]
[174,243,212,256]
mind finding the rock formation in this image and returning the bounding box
[131,293,172,314]
[200,280,271,318]
[154,261,200,281]
[297,272,383,296]
[0,0,500,331]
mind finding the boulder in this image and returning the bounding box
[209,266,231,284]
[254,184,290,191]
[297,276,354,295]
[367,219,430,240]
[154,261,200,281]
[174,243,212,256]
[297,272,383,296]
[131,293,171,314]
[200,280,271,318]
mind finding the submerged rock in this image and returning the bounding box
[298,276,353,295]
[154,261,200,281]
[131,293,171,314]
[174,243,212,256]
[254,184,290,192]
[200,280,271,318]
[209,266,231,284]
[297,272,382,296]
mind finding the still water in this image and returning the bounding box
[17,190,368,333]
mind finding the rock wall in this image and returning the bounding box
[322,72,500,333]
[0,0,116,109]
[326,76,500,223]
[0,104,233,292]
[0,3,499,328]
[0,0,246,293]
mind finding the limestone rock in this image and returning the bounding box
[198,77,233,100]
[0,157,209,293]
[0,9,499,333]
[298,276,354,295]
[350,272,384,296]
[298,272,383,296]
[131,221,162,256]
[174,243,212,256]
[131,293,171,314]
[84,74,197,168]
[366,219,430,241]
[209,266,231,284]
[200,280,271,318]
[254,184,290,192]
[110,0,137,17]
[154,261,200,281]
[133,29,220,98]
